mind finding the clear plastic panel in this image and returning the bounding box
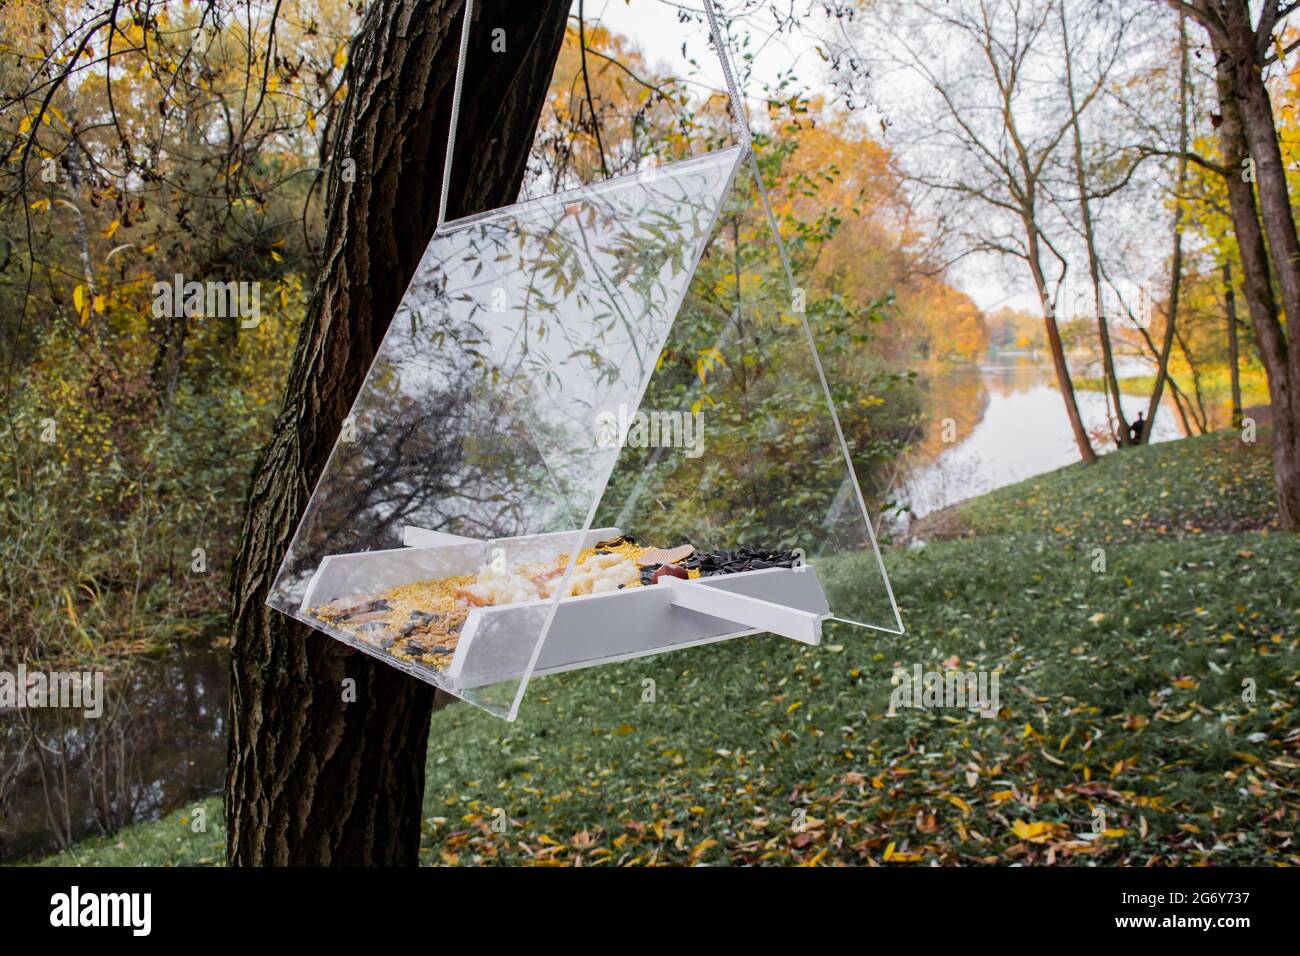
[595,157,903,639]
[268,146,745,719]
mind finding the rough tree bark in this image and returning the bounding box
[1181,0,1300,529]
[225,0,569,865]
[1223,261,1243,428]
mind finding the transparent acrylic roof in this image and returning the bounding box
[269,144,901,721]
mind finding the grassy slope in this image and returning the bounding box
[27,799,224,867]
[30,432,1298,866]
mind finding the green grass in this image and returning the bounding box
[27,798,224,867]
[28,431,1299,866]
[416,432,1297,865]
[960,430,1280,540]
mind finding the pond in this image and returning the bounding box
[0,642,228,862]
[890,354,1184,525]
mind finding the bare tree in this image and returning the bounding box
[871,0,1097,463]
[1059,0,1134,445]
[1139,9,1191,443]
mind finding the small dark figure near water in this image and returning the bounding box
[1128,411,1145,445]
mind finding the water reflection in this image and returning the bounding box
[895,356,1184,523]
[0,643,227,862]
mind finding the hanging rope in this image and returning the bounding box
[700,0,753,155]
[436,0,752,230]
[436,0,476,231]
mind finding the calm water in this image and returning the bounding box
[0,643,228,862]
[893,355,1183,522]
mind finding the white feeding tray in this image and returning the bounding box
[300,526,831,692]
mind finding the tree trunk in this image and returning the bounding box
[1025,228,1096,465]
[1203,3,1300,529]
[1224,261,1243,428]
[1060,1,1129,447]
[1021,210,1094,463]
[225,0,569,866]
[1142,12,1189,445]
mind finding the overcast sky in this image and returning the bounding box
[577,0,1032,313]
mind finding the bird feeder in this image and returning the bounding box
[267,8,902,721]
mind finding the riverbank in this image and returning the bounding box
[27,430,1297,866]
[1073,363,1271,432]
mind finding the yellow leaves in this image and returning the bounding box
[72,284,94,325]
[694,346,726,386]
[991,790,1016,803]
[1011,819,1066,844]
[882,842,924,862]
[785,700,803,715]
[120,21,146,49]
[101,219,121,239]
[943,794,972,817]
[1172,677,1198,690]
[29,197,50,212]
[689,838,717,863]
[690,393,716,417]
[306,111,318,135]
[333,45,348,71]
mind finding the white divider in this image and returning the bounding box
[444,566,830,690]
[663,574,826,645]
